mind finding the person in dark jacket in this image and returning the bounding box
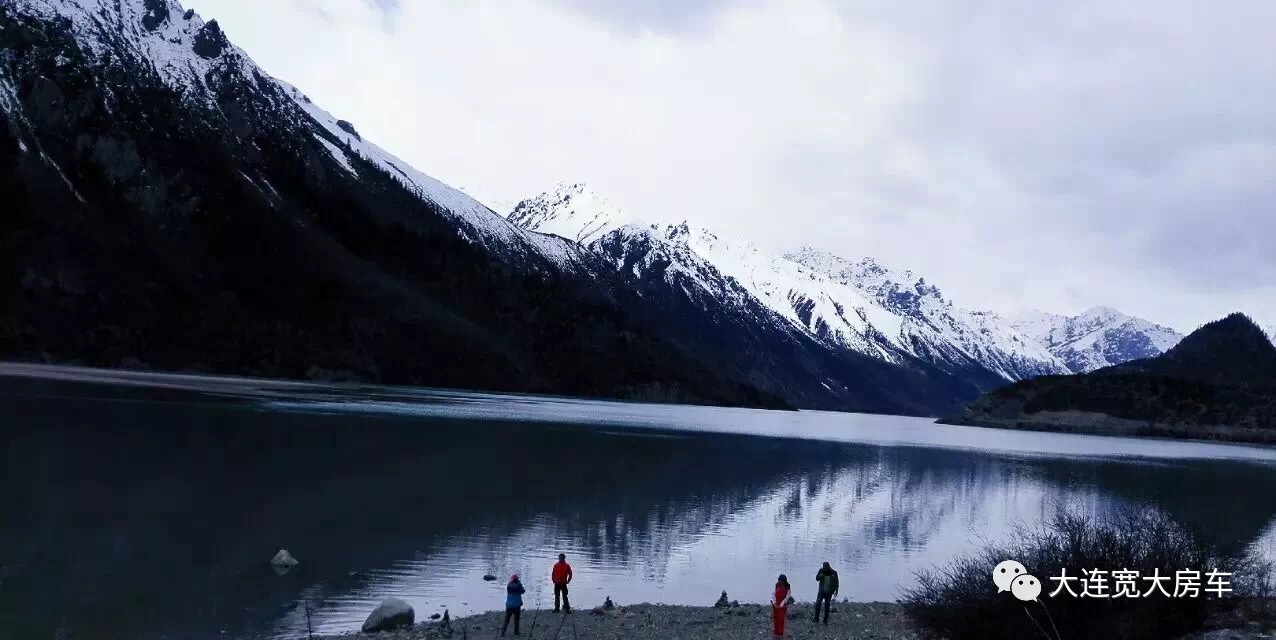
[502,574,526,637]
[814,562,839,625]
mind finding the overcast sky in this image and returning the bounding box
[192,0,1276,333]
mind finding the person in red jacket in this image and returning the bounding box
[772,574,791,637]
[551,553,573,613]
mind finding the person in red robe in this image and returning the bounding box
[772,574,792,637]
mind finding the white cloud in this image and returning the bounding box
[190,0,1276,332]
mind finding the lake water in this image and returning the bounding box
[4,364,1276,640]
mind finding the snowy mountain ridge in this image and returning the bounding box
[505,184,1073,383]
[2,0,809,410]
[508,182,644,244]
[1008,307,1185,372]
[6,0,592,272]
[782,247,1067,380]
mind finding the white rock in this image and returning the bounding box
[270,549,299,567]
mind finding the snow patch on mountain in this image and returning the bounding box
[277,84,593,269]
[508,183,643,244]
[1009,307,1184,372]
[18,0,255,108]
[315,135,356,175]
[670,225,903,361]
[596,223,761,312]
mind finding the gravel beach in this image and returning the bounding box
[318,602,919,640]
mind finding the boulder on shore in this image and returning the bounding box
[270,549,299,567]
[361,598,415,633]
[714,591,729,608]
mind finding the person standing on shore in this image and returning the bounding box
[813,561,839,625]
[502,574,525,637]
[551,553,573,613]
[772,574,792,637]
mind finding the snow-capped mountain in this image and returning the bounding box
[1,0,997,415]
[506,184,1070,385]
[782,247,1068,380]
[3,0,589,270]
[508,182,640,244]
[590,223,988,414]
[0,0,800,409]
[1008,307,1184,373]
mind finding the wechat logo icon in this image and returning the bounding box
[994,560,1042,602]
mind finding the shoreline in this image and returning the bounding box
[0,361,803,412]
[313,601,916,640]
[938,411,1276,447]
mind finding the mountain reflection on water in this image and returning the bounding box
[3,368,1276,640]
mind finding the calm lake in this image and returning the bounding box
[4,364,1276,640]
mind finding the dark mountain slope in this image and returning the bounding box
[944,313,1276,440]
[0,1,779,407]
[1105,313,1276,386]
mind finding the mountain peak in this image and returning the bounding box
[1178,312,1271,350]
[507,183,641,244]
[1113,312,1276,385]
[1078,305,1123,323]
[1007,307,1184,373]
[17,0,254,109]
[553,180,591,193]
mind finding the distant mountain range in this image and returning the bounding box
[1008,307,1184,373]
[944,313,1276,442]
[0,0,1259,418]
[504,183,1195,378]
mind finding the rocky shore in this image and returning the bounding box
[316,602,918,640]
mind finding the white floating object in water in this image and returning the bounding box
[270,549,299,567]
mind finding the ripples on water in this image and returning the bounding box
[3,365,1276,640]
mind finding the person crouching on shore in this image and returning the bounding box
[772,574,792,637]
[502,574,525,637]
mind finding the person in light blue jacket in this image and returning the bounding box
[502,574,526,636]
